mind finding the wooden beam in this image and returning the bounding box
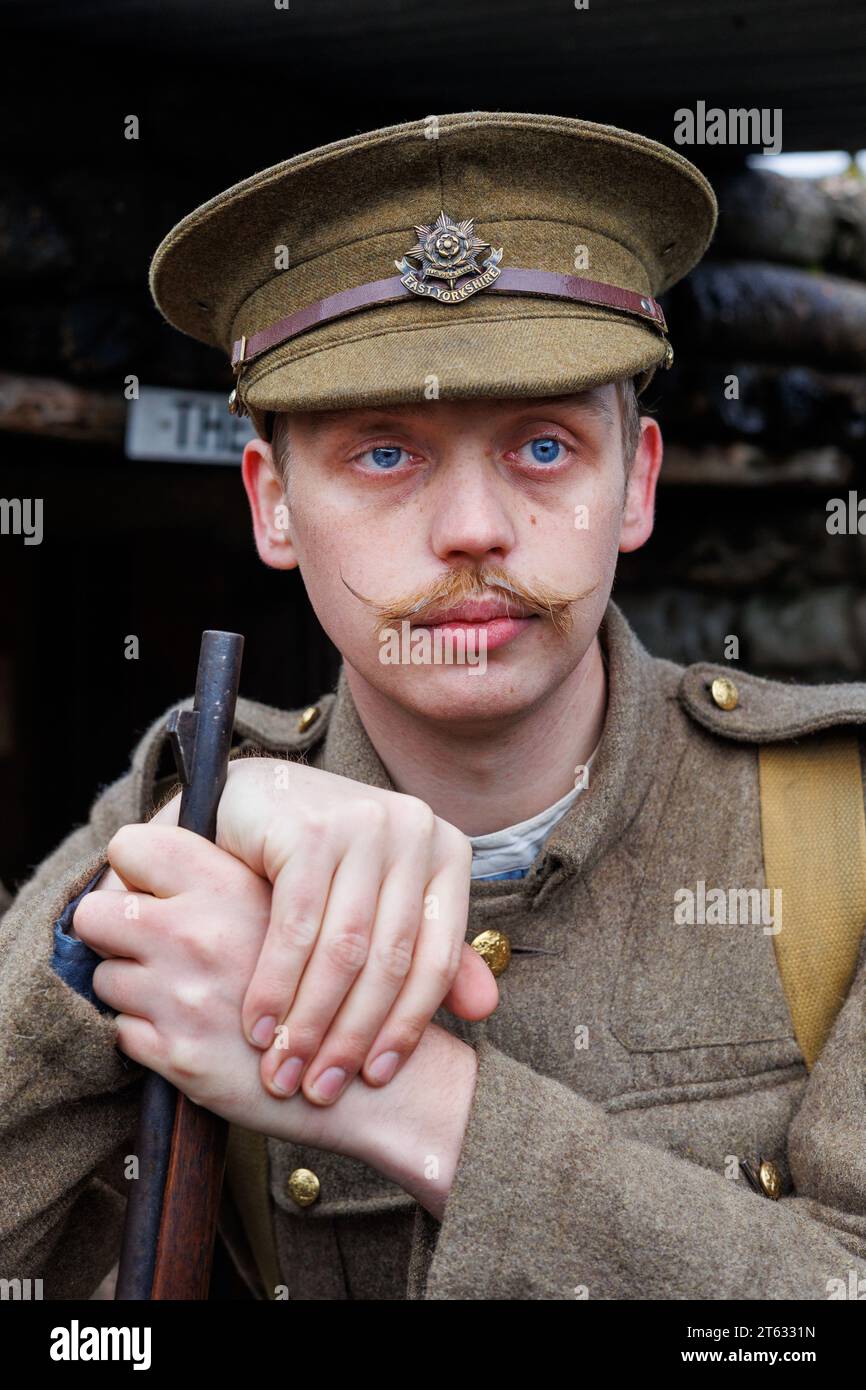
[0,373,125,444]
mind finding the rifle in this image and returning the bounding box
[115,629,244,1300]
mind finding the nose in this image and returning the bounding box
[428,454,518,568]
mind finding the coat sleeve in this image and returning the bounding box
[411,935,866,1301]
[0,768,149,1298]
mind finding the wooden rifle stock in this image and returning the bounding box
[115,629,244,1300]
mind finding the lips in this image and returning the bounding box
[415,598,535,626]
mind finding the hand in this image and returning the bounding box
[75,827,478,1217]
[188,757,497,1106]
[73,823,271,1105]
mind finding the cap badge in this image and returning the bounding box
[395,211,503,303]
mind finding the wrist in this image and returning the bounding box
[365,1026,478,1220]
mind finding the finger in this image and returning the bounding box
[358,848,472,1088]
[94,864,129,892]
[263,824,388,1100]
[107,823,245,899]
[146,792,182,827]
[114,1014,165,1071]
[92,958,154,1018]
[240,815,343,1047]
[291,843,433,1104]
[441,941,501,1020]
[72,890,156,962]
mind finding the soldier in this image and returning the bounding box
[2,111,866,1302]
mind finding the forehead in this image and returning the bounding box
[283,386,619,439]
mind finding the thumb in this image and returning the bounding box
[442,941,500,1021]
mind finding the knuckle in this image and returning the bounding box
[387,1015,427,1053]
[113,1016,136,1058]
[298,808,330,841]
[166,1037,203,1083]
[247,974,291,1020]
[374,936,415,984]
[106,822,140,857]
[275,911,319,951]
[92,960,118,1005]
[429,946,459,990]
[210,850,258,893]
[345,798,387,836]
[446,825,473,869]
[115,1018,160,1070]
[140,895,170,939]
[444,929,465,979]
[326,925,370,973]
[327,1027,372,1065]
[303,806,330,834]
[280,1021,320,1056]
[400,795,436,839]
[172,978,213,1023]
[172,917,216,966]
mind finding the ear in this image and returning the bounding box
[241,438,299,571]
[618,416,662,555]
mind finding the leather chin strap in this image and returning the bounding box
[233,267,671,428]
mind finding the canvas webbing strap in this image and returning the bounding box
[758,733,866,1071]
[225,1125,281,1299]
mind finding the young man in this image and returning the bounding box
[2,111,866,1301]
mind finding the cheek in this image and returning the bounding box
[574,469,627,552]
[538,476,622,563]
[285,491,401,651]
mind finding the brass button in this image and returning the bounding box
[710,676,739,711]
[296,705,321,734]
[758,1159,782,1200]
[739,1155,783,1199]
[227,386,247,418]
[470,928,511,977]
[287,1167,320,1207]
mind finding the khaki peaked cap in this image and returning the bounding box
[148,111,718,439]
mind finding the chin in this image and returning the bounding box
[366,650,563,725]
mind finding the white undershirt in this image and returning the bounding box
[468,740,601,880]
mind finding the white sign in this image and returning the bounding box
[125,386,256,464]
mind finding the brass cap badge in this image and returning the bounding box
[395,210,503,304]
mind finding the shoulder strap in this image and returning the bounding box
[758,732,866,1071]
[225,1125,282,1298]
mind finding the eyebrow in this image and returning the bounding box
[533,390,616,427]
[303,389,615,436]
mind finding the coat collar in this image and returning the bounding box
[319,598,675,899]
[535,598,674,891]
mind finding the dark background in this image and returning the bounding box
[2,0,865,893]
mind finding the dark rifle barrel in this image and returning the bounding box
[115,629,244,1301]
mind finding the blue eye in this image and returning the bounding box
[524,436,564,465]
[364,445,407,470]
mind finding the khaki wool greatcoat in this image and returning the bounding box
[2,599,866,1300]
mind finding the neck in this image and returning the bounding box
[343,638,608,836]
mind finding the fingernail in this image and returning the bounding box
[368,1051,400,1084]
[272,1057,304,1095]
[310,1066,347,1103]
[251,1016,277,1047]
